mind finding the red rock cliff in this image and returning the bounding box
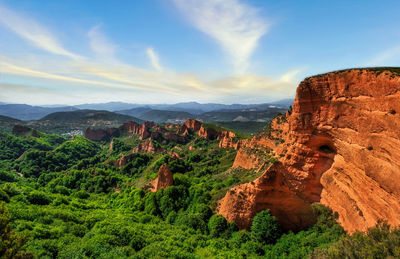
[218,68,400,233]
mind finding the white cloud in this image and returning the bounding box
[146,47,162,71]
[88,25,117,62]
[0,3,81,59]
[173,0,268,73]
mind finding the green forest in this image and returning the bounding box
[0,128,399,259]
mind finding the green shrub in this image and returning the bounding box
[251,209,280,244]
[208,214,229,237]
[74,190,90,199]
[27,191,52,205]
[0,170,16,182]
[0,190,10,202]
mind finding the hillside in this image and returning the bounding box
[25,110,143,135]
[0,115,22,133]
[198,108,286,123]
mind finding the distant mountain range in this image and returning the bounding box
[0,104,78,121]
[0,100,291,135]
[0,99,293,121]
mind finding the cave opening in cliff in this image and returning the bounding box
[318,144,334,154]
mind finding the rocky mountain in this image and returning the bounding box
[217,68,400,233]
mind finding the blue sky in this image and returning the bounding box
[0,0,399,105]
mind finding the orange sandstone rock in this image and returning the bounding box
[133,139,159,154]
[185,119,202,131]
[218,69,400,233]
[151,164,173,191]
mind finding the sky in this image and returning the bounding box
[0,0,400,105]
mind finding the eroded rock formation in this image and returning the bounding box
[121,121,156,140]
[133,139,160,154]
[218,68,400,233]
[151,164,173,191]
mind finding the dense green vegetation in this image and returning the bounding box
[0,128,398,258]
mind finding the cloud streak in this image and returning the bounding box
[146,47,162,71]
[173,0,268,73]
[0,3,81,59]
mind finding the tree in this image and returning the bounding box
[208,214,229,237]
[251,209,280,244]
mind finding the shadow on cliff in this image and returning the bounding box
[302,132,337,204]
[253,132,337,231]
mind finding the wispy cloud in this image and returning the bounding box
[146,47,162,71]
[366,45,400,66]
[88,25,117,62]
[0,61,148,90]
[173,0,268,73]
[0,3,81,59]
[0,2,297,105]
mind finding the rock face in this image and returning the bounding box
[151,164,173,191]
[133,139,160,154]
[120,121,156,139]
[218,68,400,233]
[132,139,180,158]
[185,119,202,131]
[218,131,237,148]
[177,119,242,148]
[197,126,218,139]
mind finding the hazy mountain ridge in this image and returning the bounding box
[0,99,292,121]
[0,104,78,121]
